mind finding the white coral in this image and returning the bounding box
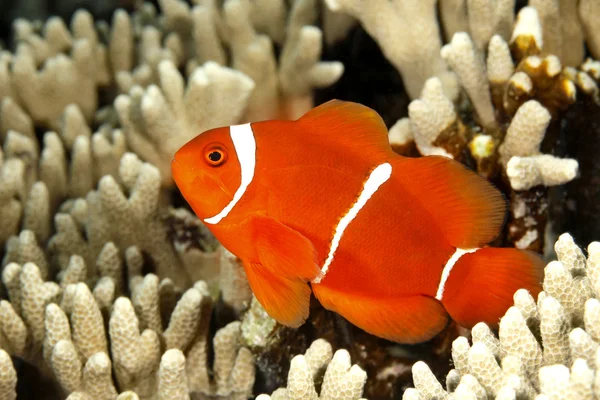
[324,0,458,100]
[257,338,367,400]
[406,233,600,399]
[115,60,254,187]
[499,100,579,191]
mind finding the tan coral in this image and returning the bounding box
[506,155,579,191]
[510,6,543,61]
[0,300,28,357]
[466,0,515,51]
[511,54,577,116]
[70,283,109,362]
[219,247,253,316]
[324,0,458,100]
[276,0,344,119]
[438,0,468,42]
[115,60,254,187]
[47,152,193,287]
[3,229,48,280]
[220,0,280,121]
[10,39,97,130]
[441,31,496,128]
[530,0,585,66]
[0,96,35,143]
[579,0,600,60]
[487,34,515,111]
[158,349,190,400]
[0,349,17,400]
[406,234,600,399]
[407,77,464,158]
[81,352,119,400]
[498,100,578,191]
[109,296,161,396]
[108,10,135,77]
[257,338,367,400]
[50,339,83,393]
[19,262,61,352]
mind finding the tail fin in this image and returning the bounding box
[440,247,545,329]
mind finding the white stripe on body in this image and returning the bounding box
[204,123,256,225]
[435,247,480,300]
[312,162,393,284]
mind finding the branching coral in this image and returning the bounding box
[499,100,578,191]
[0,256,254,400]
[7,12,109,130]
[256,338,367,400]
[529,0,585,67]
[405,233,600,399]
[389,5,587,253]
[0,0,345,191]
[115,60,254,187]
[157,0,344,121]
[1,1,600,399]
[579,0,600,61]
[407,77,464,158]
[107,0,345,187]
[46,152,193,288]
[0,104,128,253]
[324,0,458,100]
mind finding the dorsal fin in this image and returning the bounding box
[394,155,507,248]
[297,100,392,150]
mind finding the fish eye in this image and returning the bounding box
[203,143,227,167]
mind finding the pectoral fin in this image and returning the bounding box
[235,215,322,327]
[242,214,322,282]
[244,261,312,327]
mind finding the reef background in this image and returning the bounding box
[1,0,600,399]
[3,0,597,249]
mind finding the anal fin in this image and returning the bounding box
[394,155,507,248]
[312,284,449,344]
[244,261,312,328]
[235,215,321,328]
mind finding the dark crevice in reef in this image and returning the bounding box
[314,24,411,129]
[12,356,61,400]
[551,95,600,248]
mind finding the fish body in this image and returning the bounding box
[172,100,544,344]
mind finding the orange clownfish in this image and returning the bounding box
[172,100,544,344]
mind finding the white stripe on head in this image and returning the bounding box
[312,162,392,284]
[204,123,256,225]
[435,247,480,301]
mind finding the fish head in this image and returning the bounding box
[172,125,243,222]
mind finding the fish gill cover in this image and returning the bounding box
[0,0,598,399]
